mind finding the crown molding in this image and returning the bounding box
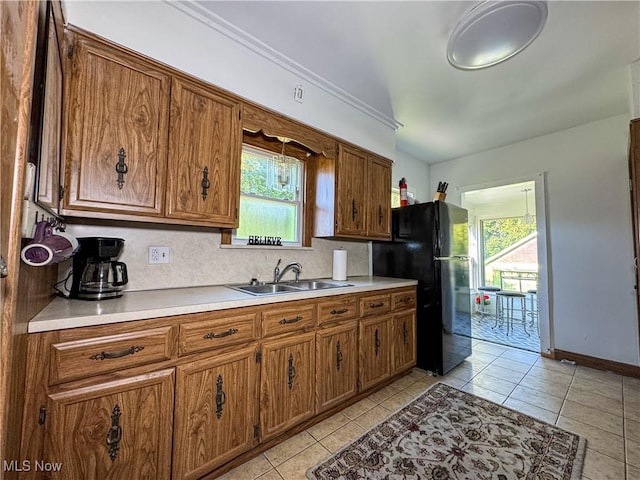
[165,1,403,131]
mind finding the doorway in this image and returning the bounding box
[461,179,547,353]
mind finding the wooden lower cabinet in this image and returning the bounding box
[22,287,417,479]
[315,322,358,412]
[359,315,392,391]
[260,332,315,440]
[392,311,417,373]
[45,369,174,480]
[172,346,259,480]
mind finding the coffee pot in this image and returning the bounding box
[70,237,128,300]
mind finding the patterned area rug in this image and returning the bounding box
[307,383,585,480]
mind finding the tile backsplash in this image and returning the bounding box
[62,224,370,292]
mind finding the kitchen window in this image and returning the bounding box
[231,144,304,246]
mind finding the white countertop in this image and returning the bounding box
[29,276,417,333]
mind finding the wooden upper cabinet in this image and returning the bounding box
[629,120,640,302]
[166,78,242,226]
[36,4,63,214]
[336,144,368,236]
[315,143,392,240]
[46,369,174,479]
[63,32,170,216]
[367,155,392,238]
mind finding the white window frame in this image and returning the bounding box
[232,144,304,247]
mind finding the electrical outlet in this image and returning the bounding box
[148,246,170,264]
[294,84,305,103]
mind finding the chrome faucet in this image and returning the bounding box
[273,258,302,283]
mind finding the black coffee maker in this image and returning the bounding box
[70,237,128,300]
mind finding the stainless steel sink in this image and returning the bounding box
[283,280,349,290]
[229,283,300,295]
[227,279,352,296]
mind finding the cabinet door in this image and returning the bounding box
[392,311,416,374]
[629,119,640,323]
[173,346,259,480]
[64,34,170,216]
[367,156,391,239]
[167,78,242,226]
[359,316,392,391]
[36,7,63,214]
[316,323,358,412]
[46,369,174,479]
[260,332,315,440]
[335,144,367,236]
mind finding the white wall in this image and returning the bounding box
[430,114,640,366]
[392,150,430,204]
[62,0,397,159]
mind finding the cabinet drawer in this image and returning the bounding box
[179,313,258,356]
[392,289,416,311]
[318,296,357,324]
[262,304,315,337]
[50,326,174,385]
[359,293,391,317]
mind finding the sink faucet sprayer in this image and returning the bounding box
[273,258,302,283]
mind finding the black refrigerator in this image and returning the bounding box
[372,201,472,375]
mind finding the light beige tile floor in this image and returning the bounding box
[218,339,640,480]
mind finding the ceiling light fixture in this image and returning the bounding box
[447,1,548,70]
[522,188,534,224]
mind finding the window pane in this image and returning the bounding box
[481,216,537,289]
[236,195,298,242]
[234,144,304,246]
[240,149,300,201]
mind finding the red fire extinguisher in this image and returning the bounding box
[399,178,408,206]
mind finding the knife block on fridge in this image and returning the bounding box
[433,192,447,202]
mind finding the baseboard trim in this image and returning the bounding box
[552,349,640,378]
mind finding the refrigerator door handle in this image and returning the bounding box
[433,255,470,261]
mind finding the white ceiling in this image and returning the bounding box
[462,180,535,213]
[196,1,640,164]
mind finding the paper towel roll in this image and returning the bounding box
[332,250,347,281]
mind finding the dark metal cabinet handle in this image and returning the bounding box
[369,302,385,308]
[203,328,238,340]
[399,296,412,305]
[89,345,144,361]
[115,148,128,190]
[215,374,226,419]
[351,199,358,221]
[279,315,303,325]
[374,329,380,356]
[336,341,343,371]
[330,308,348,315]
[378,205,383,225]
[201,166,210,200]
[403,322,409,345]
[106,405,122,461]
[287,353,296,390]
